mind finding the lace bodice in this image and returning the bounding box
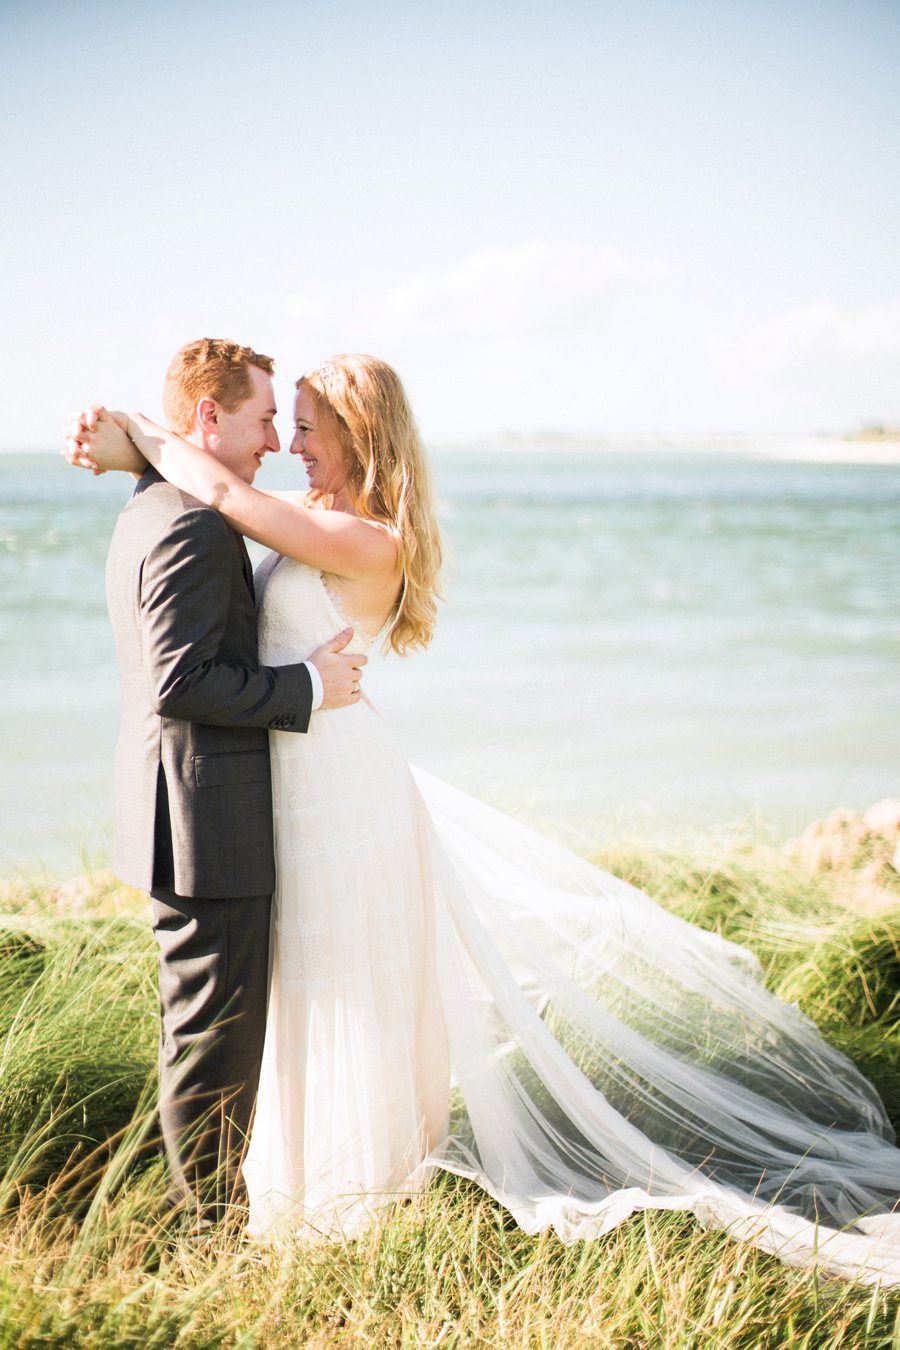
[255,553,378,666]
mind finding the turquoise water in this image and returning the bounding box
[1,449,898,877]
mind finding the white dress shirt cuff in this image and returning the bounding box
[303,660,324,711]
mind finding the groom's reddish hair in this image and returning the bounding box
[163,338,275,434]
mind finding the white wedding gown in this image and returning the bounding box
[243,554,900,1285]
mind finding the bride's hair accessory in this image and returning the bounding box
[303,360,337,391]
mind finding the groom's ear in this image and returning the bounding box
[196,396,219,435]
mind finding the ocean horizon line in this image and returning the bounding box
[6,431,900,465]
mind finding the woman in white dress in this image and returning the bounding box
[69,356,900,1285]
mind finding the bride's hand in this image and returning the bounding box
[63,406,142,475]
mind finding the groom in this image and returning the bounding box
[69,338,364,1227]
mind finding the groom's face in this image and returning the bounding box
[206,365,281,482]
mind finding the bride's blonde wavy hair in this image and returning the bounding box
[298,355,442,655]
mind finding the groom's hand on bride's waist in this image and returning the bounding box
[309,628,367,711]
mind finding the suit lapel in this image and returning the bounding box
[236,533,256,599]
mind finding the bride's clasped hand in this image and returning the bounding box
[66,344,900,1286]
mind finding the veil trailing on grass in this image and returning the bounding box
[412,770,900,1286]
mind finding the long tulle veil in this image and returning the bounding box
[414,770,900,1285]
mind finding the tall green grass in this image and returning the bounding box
[0,842,898,1349]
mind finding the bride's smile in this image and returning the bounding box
[291,384,348,501]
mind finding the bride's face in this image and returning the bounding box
[290,387,348,496]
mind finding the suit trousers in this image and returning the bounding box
[149,884,272,1224]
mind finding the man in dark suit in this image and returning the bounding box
[94,338,364,1226]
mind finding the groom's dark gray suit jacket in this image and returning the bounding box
[105,466,312,899]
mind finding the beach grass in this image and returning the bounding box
[0,838,898,1348]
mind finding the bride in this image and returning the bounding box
[69,355,900,1285]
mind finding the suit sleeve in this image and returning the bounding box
[139,506,313,733]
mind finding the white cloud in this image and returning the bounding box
[379,242,672,340]
[273,254,900,439]
[705,298,900,431]
[712,298,900,373]
[272,241,680,437]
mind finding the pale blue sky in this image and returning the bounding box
[1,0,898,446]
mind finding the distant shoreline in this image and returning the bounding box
[432,433,900,464]
[441,431,900,464]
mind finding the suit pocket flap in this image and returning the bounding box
[193,750,270,788]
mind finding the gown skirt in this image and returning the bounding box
[242,554,900,1286]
